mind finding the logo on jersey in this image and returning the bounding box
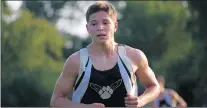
[89,79,122,99]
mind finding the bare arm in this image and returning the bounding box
[50,52,89,107]
[126,47,160,106]
[169,90,187,107]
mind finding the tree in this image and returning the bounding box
[184,1,207,106]
[114,1,197,105]
[1,2,64,106]
[2,9,65,73]
[116,1,194,74]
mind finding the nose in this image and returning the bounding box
[97,24,104,31]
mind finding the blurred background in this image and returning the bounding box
[1,1,207,107]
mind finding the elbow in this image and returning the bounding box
[50,102,55,107]
[153,83,160,99]
[182,102,187,108]
[50,96,59,107]
[50,97,56,107]
[155,83,160,96]
[146,83,160,100]
[50,95,71,107]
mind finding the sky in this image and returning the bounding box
[5,1,188,39]
[6,1,23,11]
[5,1,93,39]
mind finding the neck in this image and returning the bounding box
[90,40,117,57]
[160,86,165,93]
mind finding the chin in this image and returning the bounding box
[99,40,108,44]
[96,39,109,44]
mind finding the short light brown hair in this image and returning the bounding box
[86,1,117,23]
[157,75,165,85]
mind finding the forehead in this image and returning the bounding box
[89,11,113,22]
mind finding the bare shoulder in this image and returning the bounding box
[125,45,148,68]
[65,51,80,66]
[62,51,80,76]
[166,88,177,96]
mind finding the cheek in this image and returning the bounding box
[88,26,96,33]
[108,25,115,32]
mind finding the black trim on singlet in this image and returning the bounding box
[118,43,134,86]
[117,44,131,78]
[119,55,131,79]
[117,44,134,86]
[118,55,134,86]
[74,57,89,91]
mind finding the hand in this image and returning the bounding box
[89,103,105,108]
[124,93,142,107]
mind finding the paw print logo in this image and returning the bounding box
[89,79,122,99]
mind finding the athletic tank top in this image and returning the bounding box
[72,45,138,106]
[81,62,127,107]
[154,91,173,107]
[159,99,171,107]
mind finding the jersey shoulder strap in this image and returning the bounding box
[164,90,173,106]
[118,44,133,73]
[74,48,89,85]
[118,44,136,85]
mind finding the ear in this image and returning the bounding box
[114,22,118,32]
[86,24,90,33]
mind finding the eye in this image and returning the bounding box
[103,20,110,25]
[103,22,108,25]
[91,23,96,26]
[90,21,97,26]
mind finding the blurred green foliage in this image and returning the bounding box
[2,9,64,73]
[2,2,65,106]
[115,1,194,74]
[1,71,51,106]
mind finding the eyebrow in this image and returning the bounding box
[89,20,97,23]
[89,19,109,23]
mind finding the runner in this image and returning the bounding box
[50,1,160,107]
[153,76,187,108]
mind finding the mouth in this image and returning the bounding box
[97,33,106,37]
